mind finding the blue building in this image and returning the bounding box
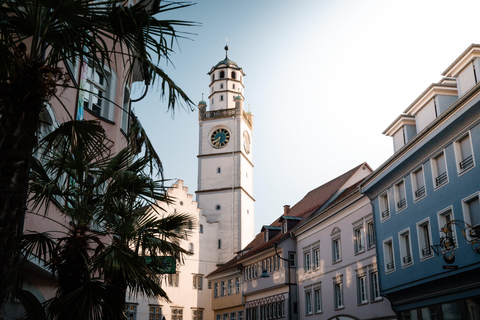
[361,44,480,319]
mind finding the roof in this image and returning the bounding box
[233,163,368,262]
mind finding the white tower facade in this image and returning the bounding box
[197,46,255,264]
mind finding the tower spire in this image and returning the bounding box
[225,38,229,59]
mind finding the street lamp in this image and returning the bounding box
[274,243,293,320]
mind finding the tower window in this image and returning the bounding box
[232,84,235,89]
[217,167,221,173]
[220,84,224,89]
[216,205,221,210]
[212,74,215,81]
[231,71,236,79]
[220,71,225,78]
[218,239,222,249]
[220,95,224,101]
[199,224,204,234]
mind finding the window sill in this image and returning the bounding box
[414,195,426,203]
[434,180,449,191]
[458,164,475,177]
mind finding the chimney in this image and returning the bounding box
[284,205,290,215]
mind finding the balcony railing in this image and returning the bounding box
[435,172,448,187]
[386,262,395,270]
[397,198,406,210]
[460,155,474,171]
[381,209,390,218]
[402,254,412,265]
[422,247,432,257]
[415,186,426,199]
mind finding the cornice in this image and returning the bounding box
[198,151,254,167]
[403,83,458,116]
[195,186,255,202]
[442,44,480,77]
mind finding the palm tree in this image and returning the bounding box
[21,120,194,320]
[0,0,196,309]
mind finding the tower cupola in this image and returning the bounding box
[207,46,245,111]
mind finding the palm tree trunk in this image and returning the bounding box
[0,47,59,316]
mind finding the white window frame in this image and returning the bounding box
[398,228,413,267]
[83,62,116,121]
[379,192,390,221]
[149,305,162,320]
[332,237,341,263]
[353,225,365,254]
[431,151,448,189]
[462,192,480,240]
[125,304,137,320]
[313,246,320,270]
[417,218,434,260]
[220,281,226,297]
[367,219,376,249]
[305,289,313,315]
[304,250,311,273]
[454,132,475,174]
[411,166,426,201]
[333,277,344,310]
[370,271,381,301]
[235,277,241,293]
[383,238,395,273]
[357,274,368,305]
[313,284,322,314]
[437,206,457,251]
[214,282,219,298]
[394,179,407,212]
[228,279,233,295]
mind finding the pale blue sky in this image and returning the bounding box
[135,0,480,232]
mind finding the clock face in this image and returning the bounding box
[243,131,251,154]
[210,128,230,148]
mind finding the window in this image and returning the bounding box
[231,71,236,79]
[83,63,115,121]
[379,192,390,220]
[199,225,203,234]
[394,180,407,211]
[367,220,376,249]
[432,151,448,187]
[417,219,433,259]
[221,281,226,296]
[217,167,221,173]
[220,95,224,101]
[304,251,311,272]
[314,286,322,313]
[332,237,341,263]
[354,226,365,254]
[149,306,162,320]
[399,229,413,267]
[193,275,203,290]
[220,71,225,78]
[238,311,244,320]
[438,207,456,250]
[288,252,296,267]
[223,314,228,320]
[232,84,236,89]
[172,308,183,320]
[220,84,224,89]
[193,309,203,320]
[235,277,241,293]
[216,205,221,210]
[168,273,179,287]
[264,231,268,243]
[230,312,236,320]
[357,275,368,304]
[455,133,475,172]
[125,304,137,320]
[313,247,320,270]
[228,279,233,295]
[121,86,131,133]
[334,278,344,309]
[463,194,480,239]
[383,238,395,272]
[216,315,221,320]
[214,283,218,298]
[282,222,287,233]
[218,239,222,249]
[370,271,381,301]
[412,167,426,200]
[305,290,313,315]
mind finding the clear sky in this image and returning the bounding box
[134,0,480,233]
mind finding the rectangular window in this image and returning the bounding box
[463,194,480,239]
[288,252,296,267]
[383,238,395,272]
[370,271,381,301]
[438,208,456,250]
[283,222,287,233]
[230,312,236,320]
[357,275,368,304]
[221,281,226,297]
[125,304,137,320]
[399,229,413,267]
[168,273,179,287]
[313,247,320,270]
[171,308,183,320]
[223,313,228,320]
[228,279,233,295]
[456,133,475,172]
[334,280,344,309]
[417,220,433,259]
[412,167,426,200]
[84,63,115,121]
[354,227,364,254]
[304,251,311,272]
[149,305,162,320]
[214,283,218,298]
[432,151,448,187]
[367,220,376,249]
[193,309,203,320]
[332,238,341,263]
[314,286,322,313]
[395,180,407,211]
[238,311,244,320]
[305,290,313,315]
[193,275,203,290]
[216,315,221,320]
[235,277,241,293]
[379,192,390,220]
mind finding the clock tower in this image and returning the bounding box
[197,46,254,264]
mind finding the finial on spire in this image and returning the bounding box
[225,37,229,59]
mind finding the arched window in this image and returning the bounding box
[220,95,224,101]
[232,84,235,89]
[212,74,215,81]
[199,225,204,233]
[217,167,221,174]
[231,71,236,79]
[220,71,225,78]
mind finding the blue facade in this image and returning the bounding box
[361,47,480,319]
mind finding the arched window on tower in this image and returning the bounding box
[231,71,236,79]
[212,74,215,82]
[232,84,235,89]
[220,71,225,78]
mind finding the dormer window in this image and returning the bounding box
[264,231,269,243]
[283,222,287,233]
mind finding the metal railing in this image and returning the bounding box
[402,254,412,264]
[460,155,474,171]
[397,198,406,210]
[422,247,432,257]
[381,209,390,218]
[415,186,426,199]
[435,172,448,187]
[386,262,395,270]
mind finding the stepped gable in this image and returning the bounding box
[236,163,366,261]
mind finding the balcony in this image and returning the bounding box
[381,209,390,218]
[414,186,426,199]
[422,247,433,257]
[386,262,395,270]
[460,155,474,171]
[402,254,413,265]
[397,198,406,210]
[435,172,448,187]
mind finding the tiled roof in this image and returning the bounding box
[234,163,367,262]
